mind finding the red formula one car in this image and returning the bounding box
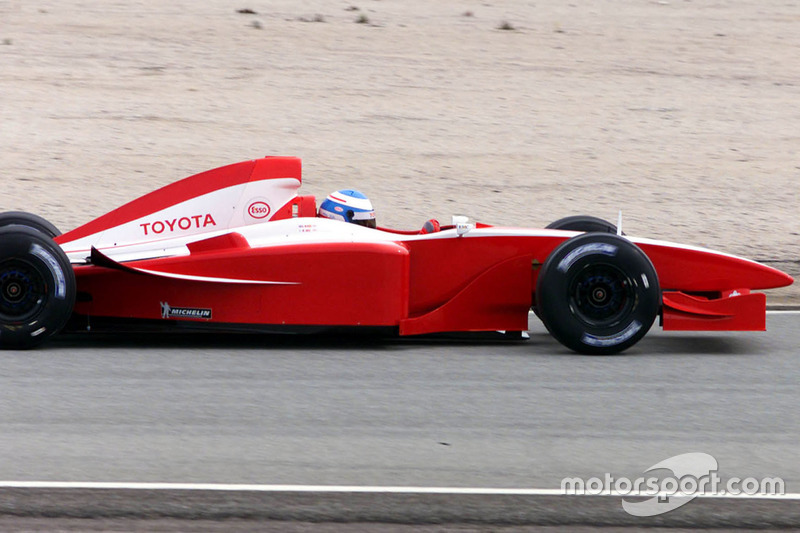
[0,157,793,353]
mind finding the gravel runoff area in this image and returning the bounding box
[1,0,797,302]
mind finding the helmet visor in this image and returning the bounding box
[354,218,377,229]
[350,209,376,229]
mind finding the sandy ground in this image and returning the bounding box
[1,0,798,301]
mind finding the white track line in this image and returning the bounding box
[0,482,798,500]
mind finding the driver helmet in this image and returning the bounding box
[318,189,376,229]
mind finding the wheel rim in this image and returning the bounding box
[0,259,48,322]
[569,263,635,328]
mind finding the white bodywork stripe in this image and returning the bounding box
[62,216,772,271]
[134,268,299,285]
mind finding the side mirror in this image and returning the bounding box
[452,215,474,236]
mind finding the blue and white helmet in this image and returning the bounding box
[318,189,377,228]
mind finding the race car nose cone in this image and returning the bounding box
[761,264,794,290]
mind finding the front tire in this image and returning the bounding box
[546,215,621,235]
[0,226,76,349]
[536,233,660,354]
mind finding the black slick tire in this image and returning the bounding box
[0,211,62,238]
[0,226,76,349]
[536,233,660,354]
[546,215,622,235]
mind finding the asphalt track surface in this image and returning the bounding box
[0,312,798,529]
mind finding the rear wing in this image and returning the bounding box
[57,157,316,258]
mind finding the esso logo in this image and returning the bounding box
[247,201,271,219]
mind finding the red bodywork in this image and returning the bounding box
[55,157,793,336]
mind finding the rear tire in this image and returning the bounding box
[536,233,660,354]
[0,211,61,238]
[546,215,621,235]
[0,226,75,349]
